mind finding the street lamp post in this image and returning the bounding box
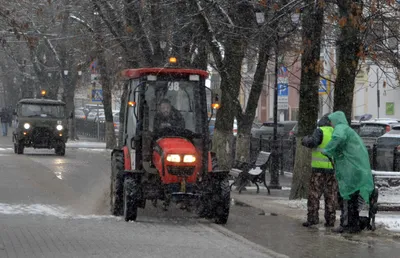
[269,36,282,189]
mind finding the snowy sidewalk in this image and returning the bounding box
[231,187,400,233]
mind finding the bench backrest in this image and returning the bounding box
[255,151,271,167]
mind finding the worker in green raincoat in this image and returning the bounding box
[322,111,374,233]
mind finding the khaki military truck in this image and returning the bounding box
[13,93,70,155]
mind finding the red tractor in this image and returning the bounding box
[110,62,230,224]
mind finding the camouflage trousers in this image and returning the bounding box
[307,172,338,225]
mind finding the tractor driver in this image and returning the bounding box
[153,99,185,130]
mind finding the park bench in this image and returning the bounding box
[362,170,400,231]
[229,151,271,194]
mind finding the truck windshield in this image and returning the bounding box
[20,104,65,118]
[145,80,201,133]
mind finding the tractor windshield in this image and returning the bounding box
[145,80,201,134]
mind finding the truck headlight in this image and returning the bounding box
[183,155,196,163]
[56,125,63,131]
[166,154,181,163]
[23,123,30,129]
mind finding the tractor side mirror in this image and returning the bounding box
[130,137,135,149]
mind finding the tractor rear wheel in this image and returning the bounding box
[110,152,124,216]
[123,176,140,221]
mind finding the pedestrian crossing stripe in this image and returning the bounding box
[0,148,13,150]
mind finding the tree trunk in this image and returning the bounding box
[63,70,78,140]
[333,0,363,122]
[290,139,312,198]
[235,35,272,163]
[213,38,246,169]
[94,6,116,149]
[290,1,324,199]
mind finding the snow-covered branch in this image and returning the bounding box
[70,14,94,32]
[203,0,234,27]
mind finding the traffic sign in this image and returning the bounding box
[319,79,328,95]
[278,83,289,97]
[91,89,103,103]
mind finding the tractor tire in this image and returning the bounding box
[211,155,230,224]
[55,142,66,156]
[123,176,140,222]
[213,177,230,224]
[110,152,124,216]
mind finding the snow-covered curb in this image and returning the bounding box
[66,141,106,148]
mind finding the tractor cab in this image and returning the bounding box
[110,64,230,224]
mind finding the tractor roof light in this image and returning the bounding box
[41,90,47,97]
[169,57,177,64]
[211,103,220,110]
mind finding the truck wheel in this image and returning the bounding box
[55,142,66,156]
[110,152,124,216]
[123,176,139,221]
[16,141,24,155]
[213,178,230,224]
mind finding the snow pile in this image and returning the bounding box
[375,214,400,232]
[0,203,115,220]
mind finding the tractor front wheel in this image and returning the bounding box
[213,178,230,224]
[123,176,140,222]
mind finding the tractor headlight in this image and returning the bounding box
[23,123,30,129]
[56,125,63,131]
[183,155,196,163]
[166,154,181,163]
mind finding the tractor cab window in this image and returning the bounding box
[145,80,199,133]
[20,104,65,118]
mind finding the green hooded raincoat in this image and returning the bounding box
[322,111,374,203]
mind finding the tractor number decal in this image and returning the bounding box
[168,82,180,91]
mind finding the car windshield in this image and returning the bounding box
[145,80,201,133]
[20,104,65,118]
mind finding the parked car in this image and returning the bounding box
[252,121,297,139]
[375,125,400,171]
[359,120,400,148]
[350,120,361,134]
[209,118,238,136]
[83,104,104,116]
[87,109,104,121]
[287,120,360,141]
[74,109,86,120]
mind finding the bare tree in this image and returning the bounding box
[290,0,325,199]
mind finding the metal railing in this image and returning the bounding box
[75,119,106,141]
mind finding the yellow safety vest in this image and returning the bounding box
[311,126,334,169]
